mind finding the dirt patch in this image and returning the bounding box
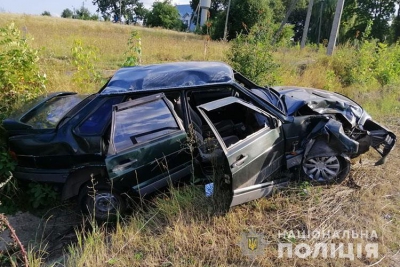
[0,203,81,263]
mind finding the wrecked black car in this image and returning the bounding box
[2,62,396,220]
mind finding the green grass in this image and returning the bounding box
[0,13,227,94]
[1,13,400,117]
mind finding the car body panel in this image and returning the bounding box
[274,86,363,124]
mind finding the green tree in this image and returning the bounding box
[285,0,338,45]
[146,1,183,30]
[213,0,274,40]
[92,0,142,22]
[74,5,93,20]
[0,23,46,117]
[356,0,395,41]
[286,7,307,42]
[227,23,279,85]
[126,2,148,24]
[61,8,74,18]
[330,0,395,42]
[191,0,287,40]
[133,2,148,20]
[71,40,101,91]
[190,0,228,20]
[41,11,51,16]
[284,0,397,45]
[390,9,400,42]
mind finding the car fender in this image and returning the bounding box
[61,164,107,200]
[304,119,359,159]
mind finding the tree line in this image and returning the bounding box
[194,0,400,44]
[42,0,400,44]
[46,0,184,30]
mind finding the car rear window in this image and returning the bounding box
[21,95,86,129]
[113,98,179,153]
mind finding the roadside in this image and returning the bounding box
[0,202,81,265]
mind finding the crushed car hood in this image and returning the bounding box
[274,86,364,127]
[272,86,396,165]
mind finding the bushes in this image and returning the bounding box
[227,24,280,86]
[307,40,400,117]
[330,40,400,89]
[71,39,102,91]
[374,43,400,87]
[0,23,46,192]
[0,23,46,118]
[122,30,142,67]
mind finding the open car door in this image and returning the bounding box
[197,97,287,206]
[105,93,191,196]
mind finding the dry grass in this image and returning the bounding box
[1,14,399,266]
[0,13,227,94]
[65,132,400,266]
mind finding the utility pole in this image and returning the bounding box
[223,0,232,41]
[301,0,314,49]
[327,0,345,55]
[119,0,122,24]
[317,0,324,47]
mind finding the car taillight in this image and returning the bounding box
[8,150,18,162]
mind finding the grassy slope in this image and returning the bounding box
[0,14,227,93]
[0,14,399,266]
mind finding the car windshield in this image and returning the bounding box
[21,94,86,129]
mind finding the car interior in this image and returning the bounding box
[103,87,273,165]
[168,88,274,178]
[186,88,271,143]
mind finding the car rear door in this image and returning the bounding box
[105,93,191,196]
[197,97,286,206]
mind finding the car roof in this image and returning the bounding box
[100,61,234,95]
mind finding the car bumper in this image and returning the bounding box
[13,166,69,183]
[360,118,396,165]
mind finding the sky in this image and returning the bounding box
[0,0,190,17]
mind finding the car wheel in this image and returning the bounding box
[79,183,126,222]
[302,155,350,184]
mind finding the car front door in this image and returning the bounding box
[197,97,286,206]
[105,93,192,196]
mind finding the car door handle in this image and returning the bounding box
[119,159,137,168]
[231,155,248,168]
[112,159,138,173]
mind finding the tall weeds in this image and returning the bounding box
[0,22,47,118]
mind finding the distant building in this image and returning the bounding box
[175,4,195,31]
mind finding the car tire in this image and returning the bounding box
[301,155,350,184]
[79,182,126,222]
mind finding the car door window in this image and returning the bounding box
[78,97,122,135]
[106,94,191,195]
[112,98,180,154]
